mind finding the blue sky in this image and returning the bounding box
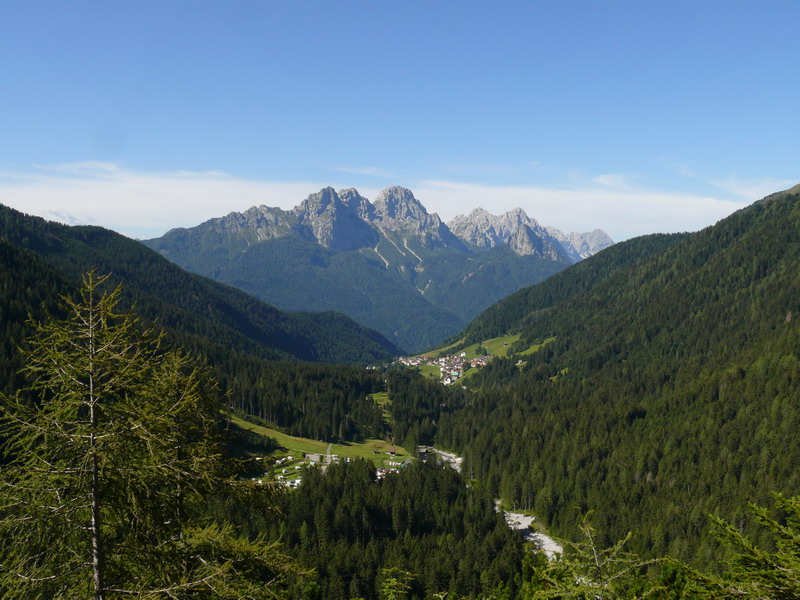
[1,1,797,240]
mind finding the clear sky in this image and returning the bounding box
[1,1,797,241]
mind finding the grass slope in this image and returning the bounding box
[228,414,413,471]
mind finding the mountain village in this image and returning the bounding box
[397,351,493,385]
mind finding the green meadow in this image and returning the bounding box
[228,414,413,475]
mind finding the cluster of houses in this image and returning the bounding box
[397,351,492,385]
[262,454,343,489]
[254,449,412,488]
[376,458,413,480]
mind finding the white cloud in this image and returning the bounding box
[709,176,798,201]
[0,163,327,239]
[412,180,751,241]
[0,162,763,242]
[592,173,637,190]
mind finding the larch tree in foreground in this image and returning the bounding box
[0,271,301,599]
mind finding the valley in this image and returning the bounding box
[2,185,800,598]
[4,4,798,598]
[144,186,611,351]
[233,411,565,561]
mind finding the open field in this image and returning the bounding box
[460,333,521,359]
[519,336,555,355]
[229,414,413,475]
[369,391,392,426]
[420,333,532,361]
[416,364,441,378]
[419,339,463,359]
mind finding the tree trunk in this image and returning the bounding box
[91,446,105,600]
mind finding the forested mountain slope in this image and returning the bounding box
[458,231,688,345]
[436,186,800,564]
[0,203,400,366]
[0,204,405,444]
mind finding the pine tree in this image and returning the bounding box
[0,271,302,599]
[681,493,800,598]
[520,513,661,599]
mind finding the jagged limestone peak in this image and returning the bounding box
[338,188,376,221]
[373,187,433,223]
[293,187,377,250]
[546,226,614,260]
[448,207,585,262]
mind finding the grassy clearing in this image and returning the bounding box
[421,333,522,361]
[370,391,390,408]
[417,364,441,378]
[420,334,555,362]
[519,336,556,355]
[419,338,463,359]
[369,391,392,425]
[228,414,413,472]
[461,333,522,359]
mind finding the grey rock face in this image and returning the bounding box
[294,187,378,251]
[373,186,432,226]
[369,186,467,251]
[205,205,297,241]
[186,186,611,262]
[546,227,614,260]
[339,188,376,221]
[448,207,577,262]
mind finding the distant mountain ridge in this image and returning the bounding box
[145,186,612,351]
[447,206,611,261]
[167,186,610,262]
[0,202,401,367]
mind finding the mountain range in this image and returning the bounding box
[3,180,800,588]
[144,186,612,351]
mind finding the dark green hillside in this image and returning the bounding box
[237,459,524,600]
[413,245,568,323]
[0,204,404,444]
[0,207,406,446]
[0,238,75,395]
[458,232,687,345]
[436,187,800,564]
[146,227,575,352]
[0,203,401,365]
[165,234,467,352]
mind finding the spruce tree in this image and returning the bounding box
[0,271,301,599]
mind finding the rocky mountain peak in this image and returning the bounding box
[292,187,377,251]
[546,227,614,260]
[448,207,543,253]
[503,207,534,227]
[295,187,340,217]
[447,207,597,263]
[370,187,467,252]
[199,205,296,244]
[163,184,610,264]
[338,188,376,221]
[373,187,432,222]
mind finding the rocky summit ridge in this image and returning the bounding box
[187,186,611,263]
[446,205,612,262]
